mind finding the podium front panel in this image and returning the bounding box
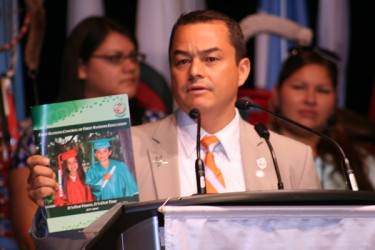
[160,205,375,250]
[118,216,161,250]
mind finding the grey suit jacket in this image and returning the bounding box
[132,112,321,202]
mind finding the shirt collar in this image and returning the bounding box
[176,108,241,161]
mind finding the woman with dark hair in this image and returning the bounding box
[271,47,375,190]
[58,16,167,124]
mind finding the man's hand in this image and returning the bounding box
[27,155,58,207]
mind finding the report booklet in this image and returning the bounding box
[31,94,139,233]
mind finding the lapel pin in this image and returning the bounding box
[256,169,265,178]
[153,155,169,168]
[256,157,267,169]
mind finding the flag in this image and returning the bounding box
[14,44,26,122]
[0,0,26,123]
[255,0,308,90]
[0,2,20,249]
[317,0,349,107]
[67,0,104,34]
[136,0,206,87]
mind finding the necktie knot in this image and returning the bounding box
[201,135,219,151]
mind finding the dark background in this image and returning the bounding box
[21,0,375,119]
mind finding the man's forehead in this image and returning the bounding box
[172,23,231,50]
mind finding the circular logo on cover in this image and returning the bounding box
[113,101,127,117]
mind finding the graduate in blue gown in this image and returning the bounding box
[85,138,138,200]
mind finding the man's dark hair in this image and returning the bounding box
[168,9,247,64]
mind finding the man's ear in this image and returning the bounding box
[237,58,251,87]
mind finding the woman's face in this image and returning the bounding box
[66,157,79,176]
[275,64,336,132]
[78,31,141,99]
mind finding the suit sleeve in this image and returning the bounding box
[30,208,90,249]
[297,145,322,189]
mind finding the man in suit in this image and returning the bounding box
[27,9,320,249]
[131,9,320,201]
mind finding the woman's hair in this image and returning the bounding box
[57,16,138,102]
[62,156,86,201]
[274,47,374,190]
[276,47,338,90]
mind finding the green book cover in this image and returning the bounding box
[31,94,139,233]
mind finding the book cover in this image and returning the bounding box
[31,94,139,233]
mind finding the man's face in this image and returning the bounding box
[169,21,250,118]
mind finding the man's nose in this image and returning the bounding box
[188,59,205,81]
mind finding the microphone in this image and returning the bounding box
[254,123,284,190]
[236,98,359,191]
[189,108,206,194]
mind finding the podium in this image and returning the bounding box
[85,190,375,250]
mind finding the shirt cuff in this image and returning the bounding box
[30,207,49,239]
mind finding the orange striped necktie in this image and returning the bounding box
[201,135,226,193]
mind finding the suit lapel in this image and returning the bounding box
[148,115,181,199]
[240,119,278,190]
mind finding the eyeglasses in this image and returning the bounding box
[91,52,146,65]
[288,46,340,64]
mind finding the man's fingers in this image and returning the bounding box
[29,188,54,207]
[27,182,57,208]
[27,155,50,169]
[28,165,56,184]
[27,168,58,206]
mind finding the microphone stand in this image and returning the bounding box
[189,108,206,194]
[236,99,359,191]
[254,123,284,190]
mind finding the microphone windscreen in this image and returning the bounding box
[254,123,270,139]
[189,108,200,119]
[235,98,253,110]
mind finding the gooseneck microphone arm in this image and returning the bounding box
[189,108,206,194]
[236,98,359,191]
[254,123,284,190]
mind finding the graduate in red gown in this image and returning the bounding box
[54,148,94,206]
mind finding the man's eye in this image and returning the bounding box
[206,57,217,62]
[175,59,190,66]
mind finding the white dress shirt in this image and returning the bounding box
[176,109,245,196]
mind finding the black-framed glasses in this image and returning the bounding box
[288,46,340,64]
[92,52,146,65]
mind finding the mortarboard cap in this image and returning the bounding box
[59,148,78,161]
[92,139,112,150]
